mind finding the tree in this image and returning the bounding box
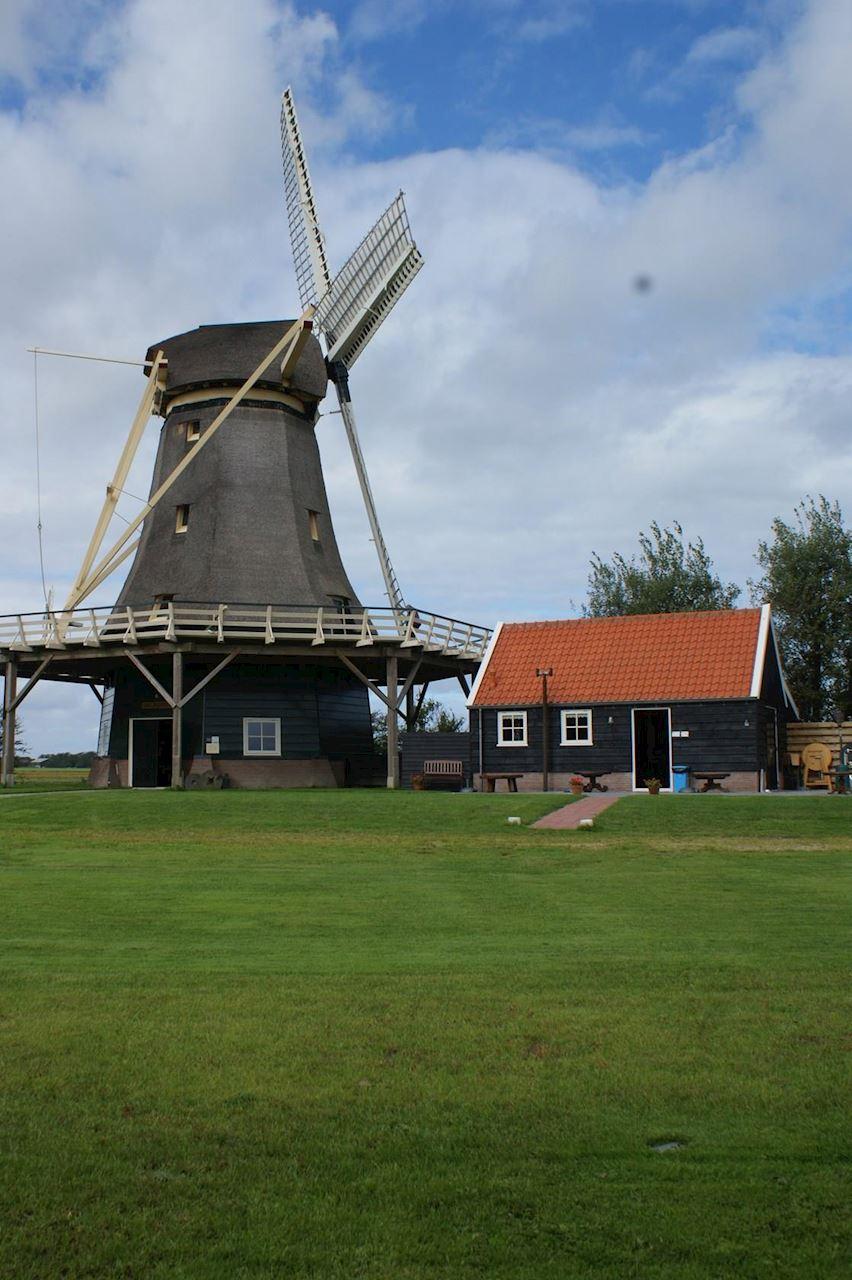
[750,496,851,720]
[39,751,97,769]
[371,698,465,754]
[0,715,28,766]
[585,521,740,617]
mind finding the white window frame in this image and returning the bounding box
[175,504,190,534]
[185,420,201,443]
[560,708,593,746]
[242,717,281,757]
[497,710,528,747]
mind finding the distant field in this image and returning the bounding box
[8,766,89,791]
[0,792,848,1278]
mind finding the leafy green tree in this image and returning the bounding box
[586,520,740,617]
[750,496,851,719]
[372,698,465,754]
[0,716,28,766]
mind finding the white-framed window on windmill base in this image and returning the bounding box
[185,420,201,443]
[497,711,527,746]
[307,509,320,542]
[243,718,281,757]
[175,504,190,534]
[560,709,593,746]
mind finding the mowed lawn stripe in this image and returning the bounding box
[0,792,849,1279]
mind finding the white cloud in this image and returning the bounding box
[1,0,851,752]
[348,0,432,41]
[686,25,763,65]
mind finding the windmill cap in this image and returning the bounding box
[145,319,327,403]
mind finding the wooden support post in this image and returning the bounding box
[74,314,313,605]
[405,685,415,729]
[1,659,17,788]
[63,352,166,611]
[171,651,183,790]
[412,681,430,727]
[386,654,399,790]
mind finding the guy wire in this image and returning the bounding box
[32,350,50,608]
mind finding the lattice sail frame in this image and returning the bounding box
[279,86,425,611]
[317,194,424,368]
[280,89,332,309]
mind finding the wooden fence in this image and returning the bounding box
[787,722,852,759]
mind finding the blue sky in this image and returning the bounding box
[315,0,776,172]
[0,0,849,751]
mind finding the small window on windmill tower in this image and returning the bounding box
[307,510,320,542]
[175,504,190,534]
[185,420,201,443]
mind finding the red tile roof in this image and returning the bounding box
[470,608,765,707]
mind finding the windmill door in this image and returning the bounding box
[632,708,672,790]
[130,718,171,788]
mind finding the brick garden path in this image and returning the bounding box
[533,793,622,829]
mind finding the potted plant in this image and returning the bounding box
[644,778,662,795]
[569,775,585,797]
[411,772,426,792]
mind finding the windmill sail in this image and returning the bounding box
[280,88,332,308]
[279,87,418,613]
[318,193,424,368]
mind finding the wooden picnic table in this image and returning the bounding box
[575,771,610,793]
[692,771,730,793]
[828,767,852,795]
[482,773,523,793]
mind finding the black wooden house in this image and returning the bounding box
[467,606,798,792]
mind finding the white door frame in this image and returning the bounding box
[128,716,171,788]
[631,706,673,792]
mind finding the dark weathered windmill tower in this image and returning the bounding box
[0,90,489,790]
[116,321,357,611]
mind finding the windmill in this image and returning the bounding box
[0,92,489,794]
[280,87,423,612]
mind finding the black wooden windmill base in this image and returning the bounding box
[1,602,487,790]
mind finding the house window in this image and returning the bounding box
[561,709,593,745]
[243,718,281,756]
[307,509,320,542]
[175,504,190,534]
[185,420,201,443]
[497,711,527,746]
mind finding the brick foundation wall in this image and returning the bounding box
[473,770,761,793]
[90,756,344,789]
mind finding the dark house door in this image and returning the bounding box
[131,719,171,787]
[633,708,671,789]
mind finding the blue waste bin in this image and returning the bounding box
[672,765,690,793]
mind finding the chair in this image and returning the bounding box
[801,742,833,791]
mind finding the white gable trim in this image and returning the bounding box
[771,616,800,717]
[750,603,771,698]
[750,602,800,717]
[467,621,504,708]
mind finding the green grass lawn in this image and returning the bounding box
[0,791,849,1279]
[8,766,90,791]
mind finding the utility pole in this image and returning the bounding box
[537,667,553,792]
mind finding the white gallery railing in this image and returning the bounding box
[0,602,491,661]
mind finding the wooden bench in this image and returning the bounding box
[423,759,465,789]
[692,771,730,793]
[482,772,523,793]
